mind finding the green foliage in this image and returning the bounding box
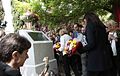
[0,1,4,20]
[12,0,115,30]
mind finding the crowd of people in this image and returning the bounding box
[0,12,120,76]
[44,12,120,76]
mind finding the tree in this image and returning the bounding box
[0,0,4,20]
[12,0,120,29]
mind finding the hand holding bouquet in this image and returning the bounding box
[64,38,83,56]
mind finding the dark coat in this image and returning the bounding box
[114,30,120,68]
[79,23,113,71]
[116,30,120,55]
[0,61,22,76]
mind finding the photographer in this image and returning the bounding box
[0,20,7,39]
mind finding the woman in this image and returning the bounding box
[78,12,113,76]
[0,33,31,76]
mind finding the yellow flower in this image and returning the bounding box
[71,39,77,48]
[53,42,60,49]
[56,42,60,48]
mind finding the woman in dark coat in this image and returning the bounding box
[78,12,113,76]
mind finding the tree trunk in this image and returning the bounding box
[113,0,120,26]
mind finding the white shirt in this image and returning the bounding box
[77,33,87,46]
[109,32,117,56]
[58,34,72,52]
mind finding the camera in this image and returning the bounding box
[0,20,7,29]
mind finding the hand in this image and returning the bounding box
[109,34,118,41]
[56,51,62,56]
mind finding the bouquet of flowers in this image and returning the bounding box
[53,42,63,57]
[63,38,83,56]
[53,42,61,50]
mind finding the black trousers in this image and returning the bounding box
[63,54,82,76]
[112,56,120,76]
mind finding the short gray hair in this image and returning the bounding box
[106,20,117,26]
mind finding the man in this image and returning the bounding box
[0,33,31,76]
[58,28,82,76]
[107,20,120,76]
[73,23,87,76]
[58,28,72,76]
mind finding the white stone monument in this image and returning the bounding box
[18,30,58,76]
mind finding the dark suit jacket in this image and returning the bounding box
[116,30,120,55]
[114,30,120,68]
[79,23,113,71]
[0,61,22,76]
[0,70,7,76]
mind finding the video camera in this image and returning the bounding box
[0,20,7,29]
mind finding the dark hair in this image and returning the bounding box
[19,20,25,27]
[74,23,83,28]
[0,33,31,62]
[74,23,80,26]
[83,12,105,28]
